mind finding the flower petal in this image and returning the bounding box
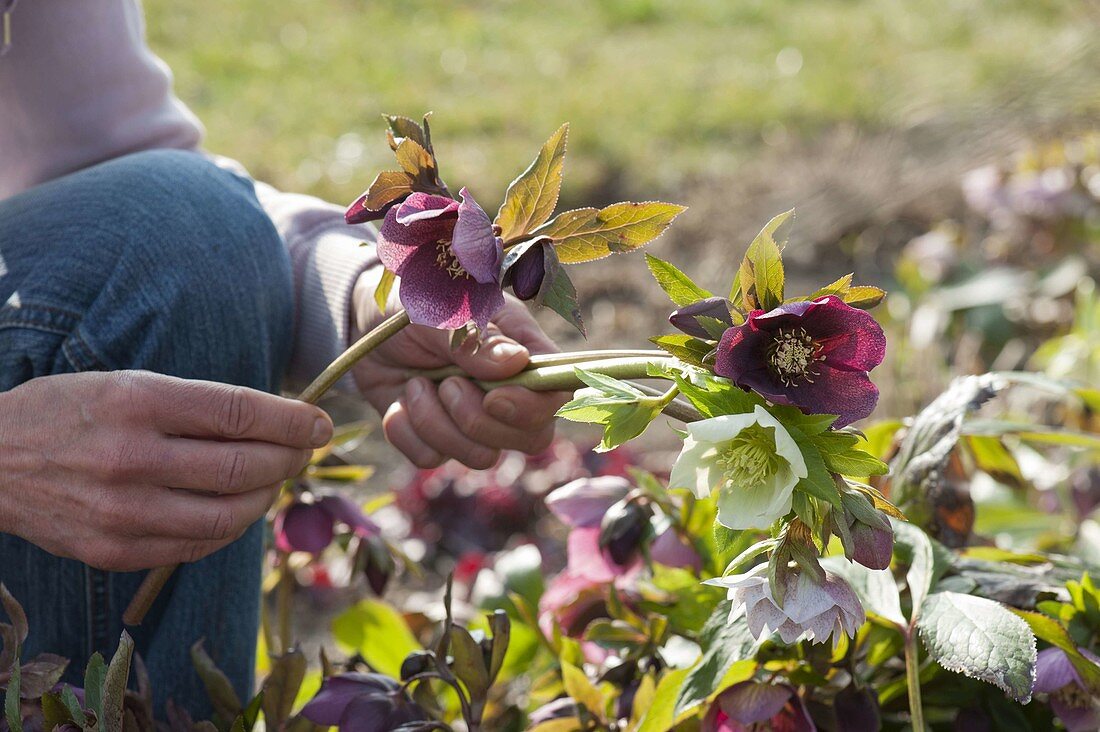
[395,193,460,224]
[717,682,792,725]
[545,476,631,528]
[716,478,794,531]
[669,436,723,498]
[1034,647,1079,693]
[276,502,335,555]
[804,296,886,371]
[669,297,735,339]
[685,412,762,444]
[318,494,380,539]
[397,247,505,330]
[775,363,880,427]
[376,198,457,274]
[301,674,400,726]
[451,188,503,284]
[750,405,808,479]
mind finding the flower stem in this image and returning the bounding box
[124,309,414,626]
[416,349,667,382]
[904,628,927,732]
[298,309,412,404]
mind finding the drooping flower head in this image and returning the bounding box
[705,564,865,646]
[702,681,816,732]
[300,673,428,732]
[669,296,735,339]
[1033,647,1100,732]
[669,405,808,530]
[376,188,505,330]
[274,493,380,555]
[715,296,886,427]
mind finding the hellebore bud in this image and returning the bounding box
[599,498,650,566]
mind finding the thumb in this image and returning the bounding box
[448,331,531,381]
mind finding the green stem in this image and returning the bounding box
[477,356,674,391]
[416,349,666,382]
[298,309,412,404]
[904,627,927,732]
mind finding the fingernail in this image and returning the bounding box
[440,379,463,411]
[311,417,331,447]
[487,397,516,422]
[489,341,526,363]
[408,378,425,400]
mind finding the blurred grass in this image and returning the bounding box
[145,0,1097,211]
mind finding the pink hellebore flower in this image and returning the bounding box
[705,565,865,646]
[715,295,886,427]
[275,493,380,555]
[1033,647,1100,732]
[375,188,505,330]
[702,682,815,732]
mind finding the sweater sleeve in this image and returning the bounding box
[0,0,376,390]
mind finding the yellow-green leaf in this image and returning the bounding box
[374,268,396,313]
[496,123,568,242]
[561,662,605,720]
[361,170,413,211]
[843,285,887,309]
[738,209,790,311]
[538,202,687,264]
[644,253,713,306]
[394,138,434,177]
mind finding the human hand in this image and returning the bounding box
[351,273,569,469]
[0,371,333,571]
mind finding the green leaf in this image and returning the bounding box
[961,420,1100,450]
[60,685,86,727]
[892,519,935,620]
[636,668,689,732]
[842,285,887,309]
[84,652,107,724]
[1011,609,1100,694]
[807,273,853,300]
[332,600,421,678]
[737,210,790,311]
[261,651,306,729]
[358,170,413,212]
[374,268,396,313]
[393,138,435,178]
[673,601,761,716]
[496,123,568,242]
[820,557,905,629]
[383,113,427,148]
[669,369,761,418]
[649,334,713,367]
[537,202,687,264]
[539,259,586,335]
[449,626,491,700]
[41,692,75,730]
[561,661,604,719]
[4,654,20,732]
[190,640,242,723]
[103,631,134,732]
[644,254,713,306]
[788,426,842,508]
[917,592,1037,702]
[487,610,511,684]
[965,435,1024,487]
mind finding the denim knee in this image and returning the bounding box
[65,150,294,391]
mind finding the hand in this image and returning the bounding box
[352,274,569,469]
[0,371,333,571]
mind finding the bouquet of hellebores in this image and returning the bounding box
[16,114,1099,732]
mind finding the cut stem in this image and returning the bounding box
[904,627,927,732]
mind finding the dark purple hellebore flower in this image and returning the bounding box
[376,188,505,330]
[1033,647,1100,732]
[715,295,885,427]
[669,297,735,339]
[301,673,429,732]
[275,493,380,555]
[503,240,548,301]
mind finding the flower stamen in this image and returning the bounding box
[715,424,781,489]
[435,240,471,280]
[767,327,823,387]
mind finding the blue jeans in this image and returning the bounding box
[0,150,293,718]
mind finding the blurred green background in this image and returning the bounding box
[145,0,1098,211]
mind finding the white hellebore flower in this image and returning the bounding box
[704,564,865,646]
[668,405,808,530]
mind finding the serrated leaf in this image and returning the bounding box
[496,123,568,241]
[842,285,886,309]
[84,652,106,723]
[384,114,427,148]
[360,170,413,211]
[917,592,1036,702]
[738,210,790,311]
[649,334,712,368]
[393,138,434,177]
[540,260,585,335]
[103,631,134,732]
[61,685,86,727]
[788,426,842,508]
[807,273,853,300]
[644,254,713,306]
[561,662,604,720]
[1011,609,1100,694]
[537,202,687,264]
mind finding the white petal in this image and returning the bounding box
[685,412,761,443]
[669,437,721,498]
[716,482,791,531]
[751,405,808,479]
[782,573,838,624]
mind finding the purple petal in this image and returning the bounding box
[451,188,503,284]
[275,502,335,555]
[395,193,460,224]
[851,521,893,570]
[1034,647,1080,693]
[396,246,506,330]
[376,200,457,275]
[714,323,772,384]
[566,527,619,583]
[803,296,886,372]
[545,476,631,528]
[717,682,792,724]
[669,297,735,338]
[301,674,400,726]
[650,528,702,572]
[509,243,547,301]
[318,494,380,539]
[345,192,407,225]
[1052,699,1100,732]
[781,364,880,427]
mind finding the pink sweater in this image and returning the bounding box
[0,0,378,387]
